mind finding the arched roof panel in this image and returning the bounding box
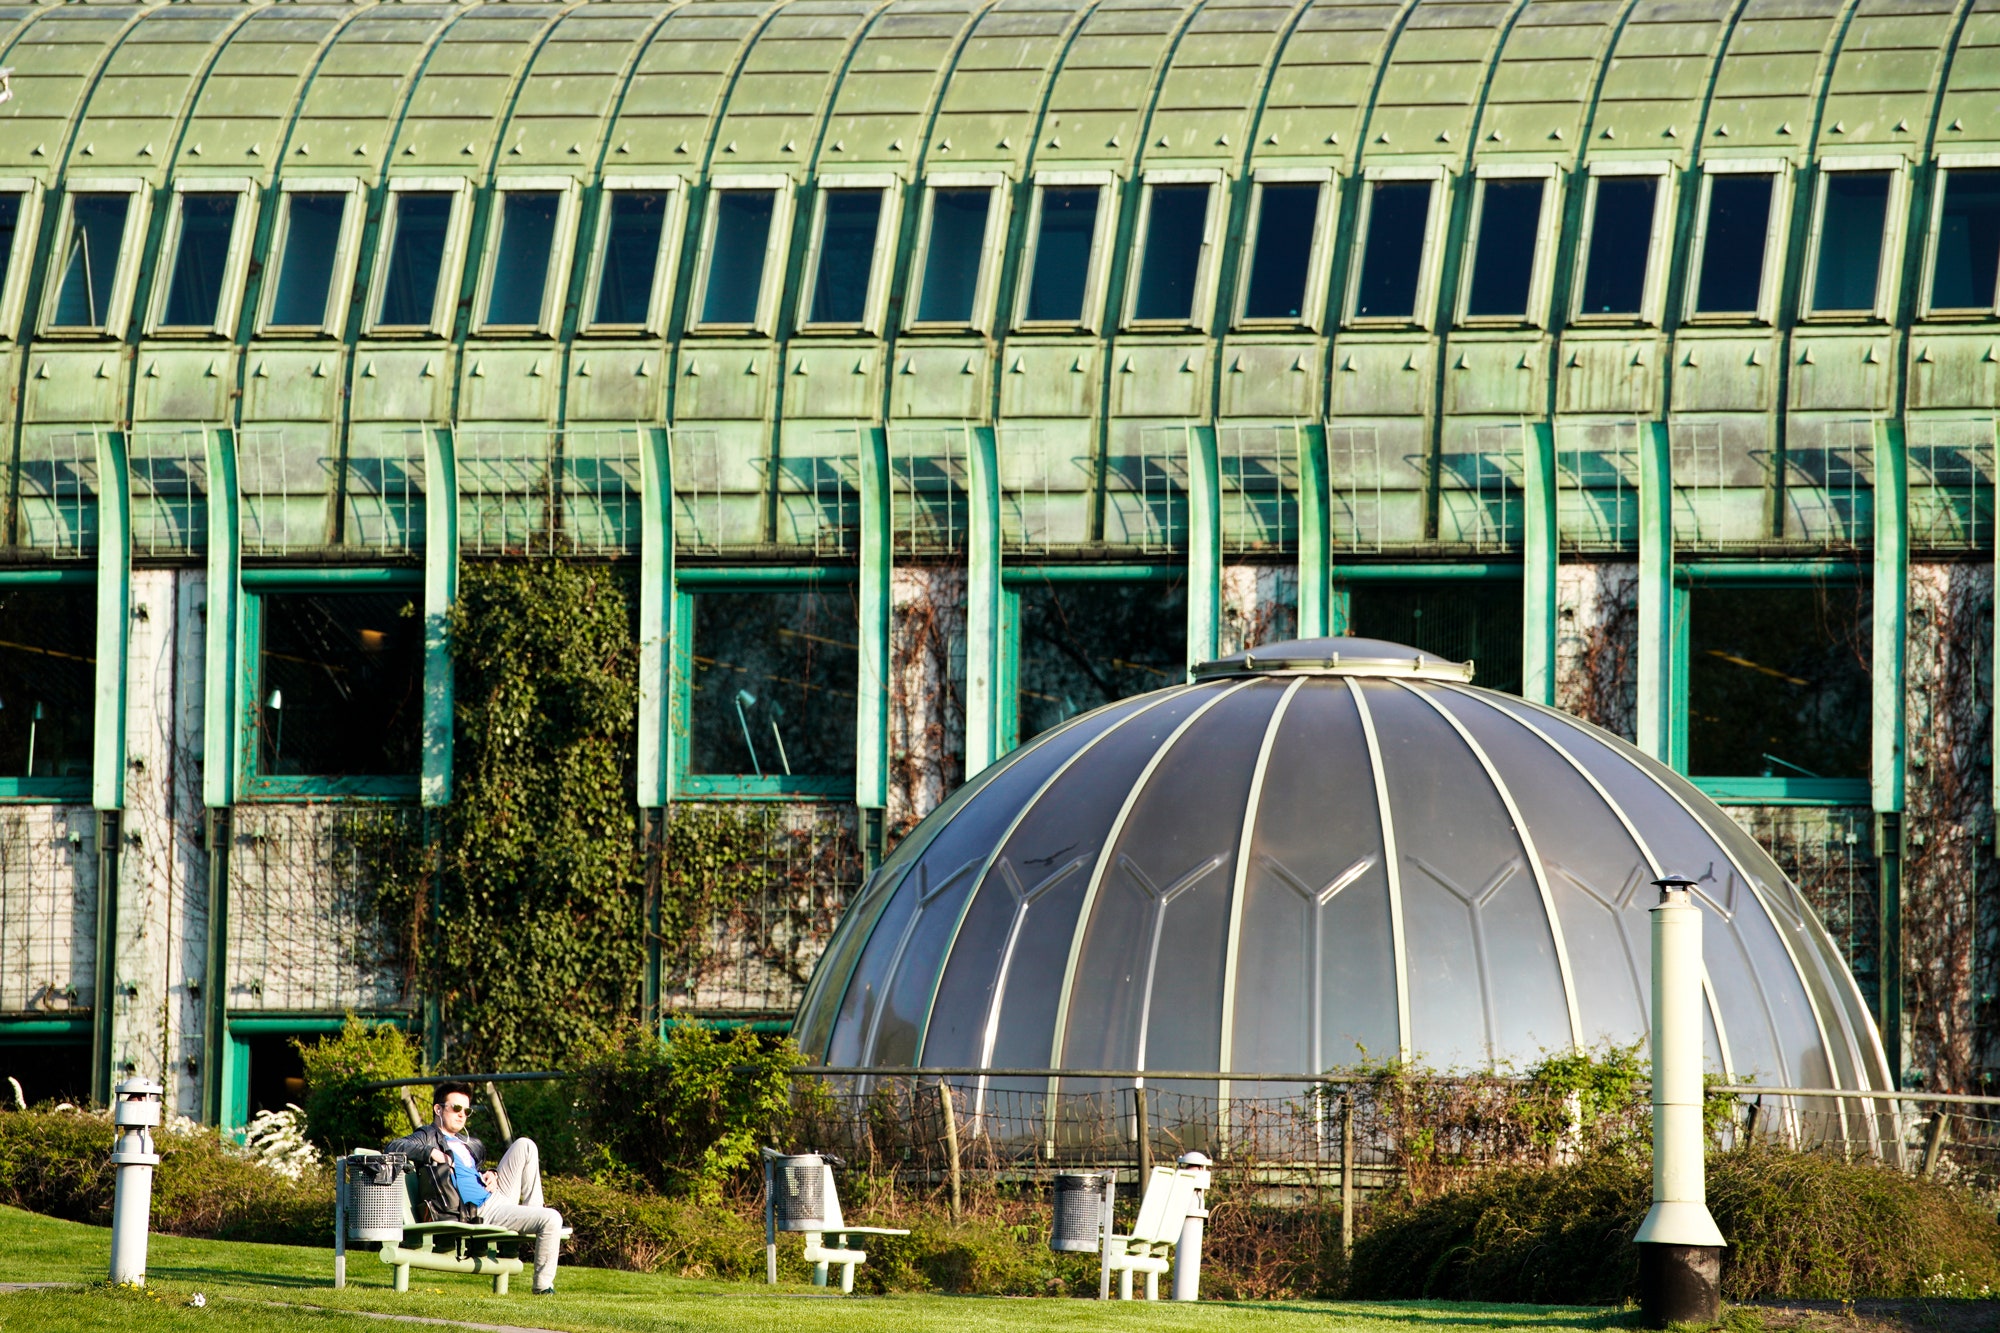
[1039,0,1202,173]
[395,7,573,174]
[605,1,780,170]
[290,8,463,174]
[1819,0,1960,151]
[712,0,884,168]
[1145,0,1300,166]
[1476,0,1625,159]
[817,0,987,174]
[1703,0,1849,155]
[491,3,673,170]
[0,4,156,179]
[173,9,356,177]
[67,8,247,183]
[1365,0,1520,164]
[1588,0,1737,167]
[1253,0,1409,170]
[1936,0,2000,147]
[925,0,1092,174]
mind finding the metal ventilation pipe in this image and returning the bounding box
[1635,876,1726,1326]
[109,1078,164,1286]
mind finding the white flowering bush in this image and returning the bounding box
[242,1103,323,1181]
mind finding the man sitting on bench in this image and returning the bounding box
[388,1081,565,1295]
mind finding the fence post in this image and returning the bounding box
[1133,1086,1151,1185]
[938,1081,962,1221]
[1743,1096,1761,1147]
[1340,1091,1355,1257]
[1921,1110,1951,1180]
[484,1081,514,1146]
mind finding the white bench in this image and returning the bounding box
[765,1159,910,1293]
[1101,1162,1209,1300]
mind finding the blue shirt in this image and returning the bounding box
[442,1132,489,1208]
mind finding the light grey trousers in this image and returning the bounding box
[477,1138,564,1291]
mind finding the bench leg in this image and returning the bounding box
[334,1252,346,1290]
[1145,1271,1158,1301]
[841,1262,855,1295]
[812,1260,828,1288]
[1118,1269,1133,1301]
[393,1264,410,1293]
[494,1270,509,1295]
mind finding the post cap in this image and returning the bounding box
[1652,874,1701,904]
[1176,1151,1213,1167]
[114,1078,164,1099]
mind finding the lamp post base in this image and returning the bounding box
[1638,1242,1722,1327]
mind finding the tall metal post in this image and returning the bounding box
[91,429,131,1105]
[1185,425,1221,668]
[1872,418,1907,1082]
[1297,425,1330,637]
[857,427,891,862]
[420,426,458,809]
[1521,420,1558,706]
[1635,874,1725,1326]
[964,425,1003,774]
[637,426,675,1029]
[200,429,240,1125]
[1636,422,1674,761]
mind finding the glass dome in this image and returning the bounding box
[795,638,1891,1105]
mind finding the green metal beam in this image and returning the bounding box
[1328,564,1522,581]
[421,427,458,810]
[1186,425,1221,668]
[92,428,129,813]
[1637,421,1673,762]
[1874,417,1908,1085]
[239,567,423,589]
[1002,565,1186,583]
[1521,421,1557,707]
[200,431,240,1125]
[637,425,674,809]
[674,566,857,587]
[965,426,1003,776]
[856,427,891,821]
[1297,425,1329,638]
[1675,560,1862,584]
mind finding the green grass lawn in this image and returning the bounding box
[0,1205,1631,1333]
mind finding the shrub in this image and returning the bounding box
[295,1017,422,1156]
[572,1021,801,1202]
[1348,1146,2000,1302]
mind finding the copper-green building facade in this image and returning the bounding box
[0,0,1992,1121]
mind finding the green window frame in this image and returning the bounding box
[0,568,96,802]
[238,568,423,800]
[1328,564,1526,696]
[1000,565,1188,751]
[1670,562,1872,806]
[672,568,859,799]
[222,1012,407,1131]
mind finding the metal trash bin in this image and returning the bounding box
[770,1153,826,1231]
[342,1154,409,1243]
[1050,1171,1106,1253]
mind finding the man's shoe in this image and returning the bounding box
[532,1288,555,1296]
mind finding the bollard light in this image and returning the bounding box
[1170,1151,1211,1302]
[1635,875,1726,1327]
[108,1078,164,1286]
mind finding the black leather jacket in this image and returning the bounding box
[385,1122,488,1223]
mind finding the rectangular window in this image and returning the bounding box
[159,192,240,330]
[1013,578,1186,743]
[0,193,20,312]
[49,193,132,330]
[807,187,884,327]
[255,590,422,779]
[1463,178,1544,319]
[1130,182,1210,323]
[1930,167,2000,312]
[700,189,777,327]
[1346,580,1522,695]
[374,192,454,329]
[1241,181,1320,322]
[687,588,857,786]
[267,192,348,330]
[1686,583,1869,781]
[1578,175,1658,317]
[1024,185,1102,324]
[1810,170,1892,315]
[590,189,672,327]
[1693,173,1776,316]
[1353,180,1433,320]
[0,584,95,788]
[914,186,992,325]
[483,190,561,328]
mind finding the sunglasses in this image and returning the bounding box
[440,1102,473,1114]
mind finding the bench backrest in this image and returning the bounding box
[1130,1166,1199,1246]
[820,1164,847,1232]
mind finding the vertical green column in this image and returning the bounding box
[1873,418,1907,1083]
[1637,422,1674,761]
[421,427,457,810]
[1186,425,1221,667]
[201,429,240,1124]
[91,429,130,1105]
[1521,421,1557,706]
[857,427,892,865]
[964,426,1003,775]
[1297,425,1329,638]
[636,426,674,1035]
